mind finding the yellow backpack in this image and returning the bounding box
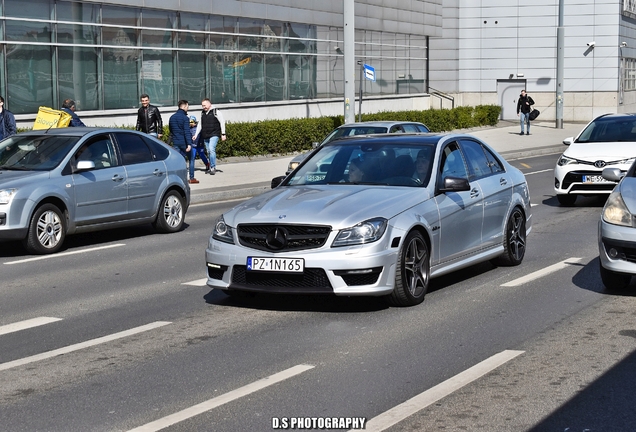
[33,106,73,129]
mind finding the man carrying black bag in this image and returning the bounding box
[516,89,535,135]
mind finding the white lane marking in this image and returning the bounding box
[0,321,170,372]
[182,278,208,286]
[525,168,553,175]
[0,317,63,336]
[501,257,583,287]
[531,203,539,207]
[359,350,524,432]
[128,364,315,432]
[4,244,126,265]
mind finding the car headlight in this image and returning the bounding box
[212,215,235,244]
[0,188,17,205]
[287,161,300,172]
[557,155,578,166]
[616,157,636,166]
[602,190,635,227]
[332,217,387,247]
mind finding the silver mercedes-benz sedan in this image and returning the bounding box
[206,133,531,306]
[0,128,190,254]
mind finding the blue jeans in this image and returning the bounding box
[189,145,210,179]
[520,112,530,133]
[204,136,220,168]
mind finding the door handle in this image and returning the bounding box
[470,188,480,198]
[153,169,165,176]
[499,177,508,186]
[111,174,124,182]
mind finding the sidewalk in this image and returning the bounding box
[188,121,585,204]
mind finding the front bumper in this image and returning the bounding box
[554,166,618,195]
[598,219,636,275]
[205,237,398,296]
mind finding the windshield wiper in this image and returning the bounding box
[0,165,30,171]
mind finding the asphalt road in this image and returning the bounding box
[1,152,636,431]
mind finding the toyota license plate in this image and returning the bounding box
[582,175,608,183]
[247,257,304,273]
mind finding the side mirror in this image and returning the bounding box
[439,176,471,193]
[271,175,286,189]
[563,137,573,146]
[75,160,95,171]
[602,167,623,182]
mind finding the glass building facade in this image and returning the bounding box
[1,0,428,115]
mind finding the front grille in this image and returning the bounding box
[237,224,331,252]
[0,212,5,226]
[231,265,333,293]
[562,171,617,190]
[334,267,383,286]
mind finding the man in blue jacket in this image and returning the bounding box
[168,100,196,183]
[60,99,86,127]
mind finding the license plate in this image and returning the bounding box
[247,257,304,273]
[582,175,609,183]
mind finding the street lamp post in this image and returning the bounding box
[343,0,355,123]
[556,0,564,129]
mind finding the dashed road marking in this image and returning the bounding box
[501,257,584,287]
[358,350,524,432]
[4,244,126,265]
[525,168,553,175]
[0,321,170,372]
[0,317,62,336]
[128,364,315,432]
[182,278,208,286]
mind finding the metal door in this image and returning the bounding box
[497,79,526,121]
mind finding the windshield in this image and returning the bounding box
[287,141,435,187]
[576,117,636,143]
[0,135,80,170]
[321,126,389,145]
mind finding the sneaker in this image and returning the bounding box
[209,167,216,175]
[205,164,211,174]
[519,132,524,135]
[526,132,530,135]
[188,178,200,184]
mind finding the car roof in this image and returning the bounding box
[17,127,140,137]
[336,121,426,128]
[324,132,462,146]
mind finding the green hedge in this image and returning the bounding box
[20,104,502,158]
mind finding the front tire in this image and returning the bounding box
[599,262,631,289]
[154,190,185,233]
[24,203,66,254]
[388,231,430,307]
[492,207,526,266]
[557,194,577,206]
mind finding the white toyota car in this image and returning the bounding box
[554,113,636,206]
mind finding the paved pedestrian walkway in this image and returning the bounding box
[188,120,585,204]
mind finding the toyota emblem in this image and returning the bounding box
[594,160,606,168]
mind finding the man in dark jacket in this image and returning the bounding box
[516,89,535,135]
[61,99,86,127]
[136,94,163,138]
[192,98,226,175]
[168,100,196,183]
[0,95,16,140]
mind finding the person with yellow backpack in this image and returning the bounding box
[60,99,86,127]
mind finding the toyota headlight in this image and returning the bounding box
[212,215,235,244]
[332,218,387,247]
[616,157,636,166]
[557,155,578,166]
[0,188,17,205]
[602,190,635,227]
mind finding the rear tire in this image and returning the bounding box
[492,207,526,266]
[24,203,66,254]
[154,190,185,233]
[599,262,631,289]
[388,231,429,307]
[557,194,577,206]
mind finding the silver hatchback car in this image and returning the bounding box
[0,128,190,254]
[206,133,531,306]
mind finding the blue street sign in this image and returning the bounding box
[363,64,375,82]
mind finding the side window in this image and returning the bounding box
[74,135,117,170]
[142,136,170,161]
[460,139,492,180]
[389,125,406,133]
[482,146,505,173]
[417,124,430,133]
[116,132,153,165]
[402,124,420,133]
[439,142,468,179]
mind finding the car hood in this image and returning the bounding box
[224,185,430,229]
[564,142,636,162]
[0,169,50,187]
